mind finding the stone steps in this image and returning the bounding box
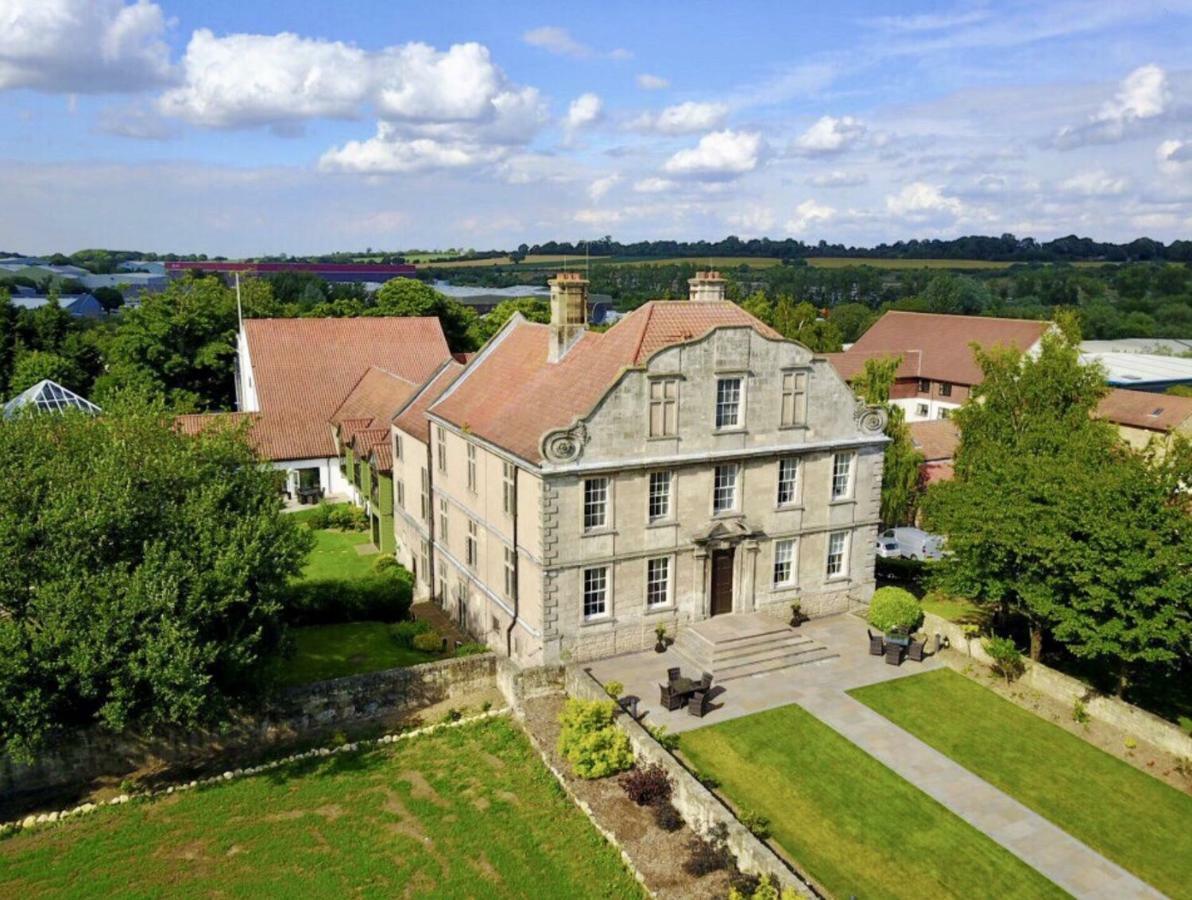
[674,616,838,683]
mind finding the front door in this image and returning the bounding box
[710,548,734,616]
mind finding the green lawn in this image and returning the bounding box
[681,705,1063,900]
[298,526,377,582]
[0,717,643,899]
[278,622,441,687]
[919,592,981,623]
[850,669,1192,898]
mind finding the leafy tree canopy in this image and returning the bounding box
[852,355,924,524]
[0,406,312,759]
[371,278,478,351]
[922,324,1192,683]
[467,296,550,346]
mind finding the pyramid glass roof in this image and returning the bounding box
[3,379,102,418]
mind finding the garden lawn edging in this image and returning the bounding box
[565,666,819,898]
[924,612,1192,758]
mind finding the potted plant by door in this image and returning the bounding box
[789,601,807,628]
[654,624,668,653]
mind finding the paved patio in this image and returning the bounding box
[585,613,1161,899]
[587,612,941,734]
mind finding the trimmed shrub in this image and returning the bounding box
[603,680,624,700]
[653,800,683,832]
[285,568,413,626]
[984,636,1024,684]
[618,764,672,807]
[739,809,771,840]
[867,586,923,634]
[557,698,634,779]
[412,631,444,653]
[304,503,334,530]
[454,642,489,657]
[372,554,401,574]
[329,504,367,531]
[390,619,432,647]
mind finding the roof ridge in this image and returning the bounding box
[630,301,656,364]
[883,309,1054,326]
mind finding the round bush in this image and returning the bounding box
[412,631,444,653]
[867,586,923,634]
[372,554,401,574]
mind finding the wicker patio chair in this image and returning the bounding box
[868,629,884,656]
[659,683,684,711]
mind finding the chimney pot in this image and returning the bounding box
[547,272,589,362]
[688,270,727,302]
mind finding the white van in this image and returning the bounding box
[879,527,946,561]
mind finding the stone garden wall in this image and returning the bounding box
[924,612,1192,759]
[1,653,497,801]
[564,665,821,898]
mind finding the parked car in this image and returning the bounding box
[879,527,946,561]
[875,537,901,559]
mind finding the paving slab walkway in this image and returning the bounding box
[796,685,1164,900]
[589,613,1166,899]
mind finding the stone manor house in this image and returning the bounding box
[198,272,888,667]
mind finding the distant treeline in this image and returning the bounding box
[16,233,1192,273]
[522,234,1192,263]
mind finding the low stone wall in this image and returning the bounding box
[1,653,497,801]
[924,612,1192,759]
[565,666,820,898]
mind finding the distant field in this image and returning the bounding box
[602,256,785,269]
[418,254,606,269]
[807,257,1012,270]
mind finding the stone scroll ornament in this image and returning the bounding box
[854,402,889,435]
[541,423,590,463]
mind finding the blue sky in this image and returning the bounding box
[1,0,1191,255]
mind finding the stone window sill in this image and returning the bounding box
[770,582,799,593]
[582,528,618,538]
[645,519,677,529]
[580,616,615,628]
[774,503,803,513]
[829,497,856,507]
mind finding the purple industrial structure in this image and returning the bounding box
[164,261,417,283]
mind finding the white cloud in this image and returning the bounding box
[885,182,964,218]
[1055,64,1169,148]
[726,205,776,234]
[630,101,728,135]
[633,177,674,193]
[575,208,623,225]
[785,199,835,234]
[522,26,629,60]
[1059,169,1129,196]
[636,73,669,91]
[318,122,509,174]
[588,173,621,201]
[663,130,762,178]
[0,0,174,93]
[1156,138,1192,172]
[565,92,603,131]
[806,169,868,188]
[793,115,867,155]
[160,30,369,126]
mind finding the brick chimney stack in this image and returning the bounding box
[548,271,589,362]
[688,270,726,302]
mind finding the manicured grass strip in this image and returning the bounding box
[0,718,643,900]
[850,669,1192,898]
[919,593,981,623]
[682,704,1064,900]
[278,622,440,686]
[297,527,377,583]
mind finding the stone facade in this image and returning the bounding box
[411,274,886,668]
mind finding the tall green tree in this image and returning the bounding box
[922,323,1192,678]
[371,277,478,351]
[852,355,924,525]
[467,296,550,346]
[95,274,278,411]
[8,349,85,394]
[770,297,843,352]
[0,406,312,758]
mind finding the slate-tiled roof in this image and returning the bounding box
[834,311,1050,386]
[241,317,450,460]
[430,300,782,464]
[1097,388,1192,432]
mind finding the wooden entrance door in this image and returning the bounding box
[710,549,734,616]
